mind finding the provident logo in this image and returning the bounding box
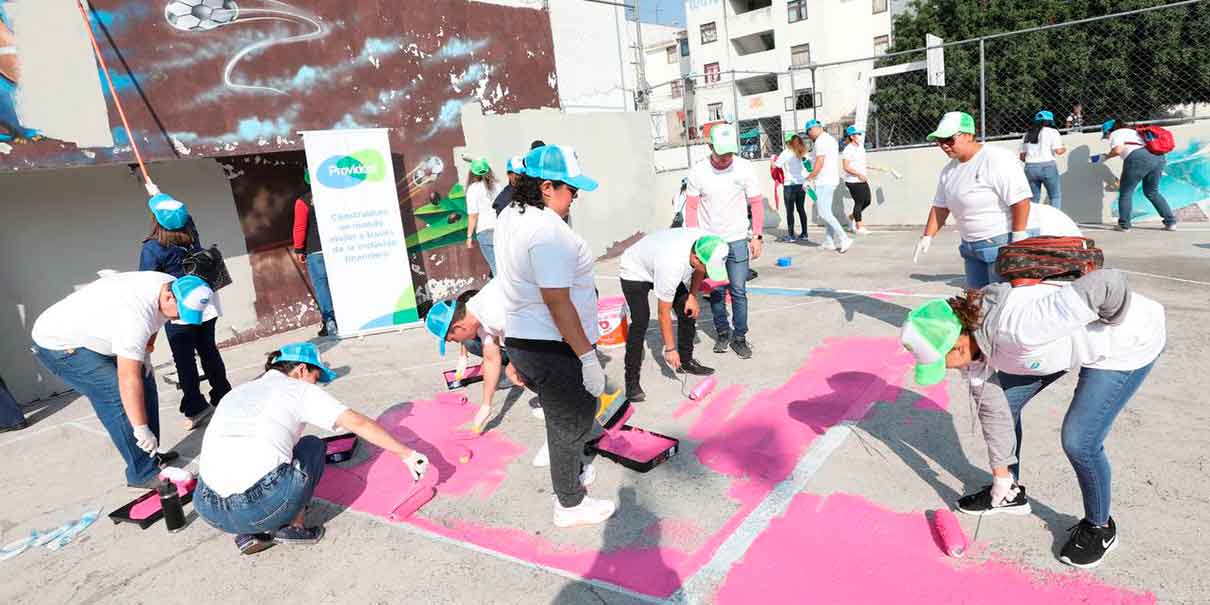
[316,149,387,189]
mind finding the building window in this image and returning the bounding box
[788,0,807,23]
[791,43,810,67]
[701,22,717,44]
[671,79,683,98]
[873,35,889,56]
[873,0,888,14]
[667,46,678,64]
[784,88,821,111]
[708,102,723,121]
[705,62,721,83]
[680,38,689,57]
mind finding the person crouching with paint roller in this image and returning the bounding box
[617,229,726,403]
[194,342,429,555]
[900,269,1165,569]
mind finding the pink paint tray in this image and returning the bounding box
[108,483,195,530]
[588,425,679,473]
[323,433,359,464]
[443,364,485,390]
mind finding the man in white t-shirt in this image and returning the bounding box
[803,119,853,253]
[913,111,1033,288]
[617,229,728,402]
[31,273,214,488]
[684,123,764,360]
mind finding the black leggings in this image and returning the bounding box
[784,184,807,238]
[846,181,872,222]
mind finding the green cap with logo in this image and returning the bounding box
[692,235,729,282]
[470,157,491,176]
[900,299,962,386]
[708,123,739,156]
[926,111,976,141]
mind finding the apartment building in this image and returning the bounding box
[625,23,695,145]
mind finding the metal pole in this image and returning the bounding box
[683,77,692,169]
[789,67,798,133]
[633,0,648,110]
[979,38,987,141]
[810,66,818,122]
[731,69,741,154]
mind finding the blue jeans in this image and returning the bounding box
[165,318,232,417]
[998,359,1157,525]
[708,239,750,339]
[1118,150,1177,229]
[0,375,26,428]
[813,183,848,245]
[958,233,1010,289]
[306,252,336,326]
[477,229,497,276]
[194,435,327,535]
[33,345,160,485]
[1024,161,1062,210]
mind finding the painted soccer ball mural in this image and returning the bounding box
[165,0,239,32]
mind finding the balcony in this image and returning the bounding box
[726,4,774,38]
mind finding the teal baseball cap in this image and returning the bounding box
[425,300,457,356]
[1034,110,1054,123]
[170,275,214,326]
[1101,119,1117,135]
[276,342,337,383]
[900,299,963,386]
[471,157,491,176]
[506,155,525,174]
[708,123,739,155]
[523,145,599,192]
[149,193,188,230]
[844,125,864,137]
[803,119,822,131]
[927,112,976,141]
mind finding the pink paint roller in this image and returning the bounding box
[688,376,717,401]
[450,443,473,464]
[930,508,967,558]
[388,468,439,521]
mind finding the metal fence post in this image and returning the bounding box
[979,38,987,141]
[789,67,798,133]
[810,66,818,122]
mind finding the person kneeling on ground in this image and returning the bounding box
[901,269,1165,569]
[194,343,429,555]
[617,228,727,403]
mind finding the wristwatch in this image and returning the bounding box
[753,234,763,241]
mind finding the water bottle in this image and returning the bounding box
[158,479,186,532]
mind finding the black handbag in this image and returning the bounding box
[182,245,232,290]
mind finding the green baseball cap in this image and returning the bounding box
[708,123,739,156]
[900,299,962,386]
[693,235,728,282]
[926,111,976,141]
[783,131,799,143]
[470,157,491,176]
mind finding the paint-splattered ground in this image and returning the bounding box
[2,227,1208,604]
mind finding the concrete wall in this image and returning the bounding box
[0,159,255,403]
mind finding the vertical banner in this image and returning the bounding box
[301,128,419,335]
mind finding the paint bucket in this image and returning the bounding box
[776,256,792,267]
[596,296,629,348]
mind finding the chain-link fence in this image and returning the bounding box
[649,0,1210,171]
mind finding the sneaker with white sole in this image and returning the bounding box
[579,463,596,487]
[838,238,853,254]
[532,442,550,467]
[956,483,1032,516]
[531,406,545,420]
[1059,517,1118,568]
[553,496,616,528]
[856,227,871,235]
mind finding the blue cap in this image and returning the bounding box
[844,125,864,137]
[148,194,188,230]
[1034,110,1054,123]
[523,145,599,192]
[1101,119,1117,135]
[170,275,213,326]
[424,300,457,356]
[506,155,525,173]
[275,342,337,383]
[804,119,822,131]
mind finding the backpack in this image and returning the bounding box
[995,236,1104,287]
[182,245,233,290]
[1135,125,1175,155]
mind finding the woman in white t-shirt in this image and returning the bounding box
[774,134,809,242]
[465,158,501,275]
[194,342,429,554]
[841,126,872,235]
[1099,118,1177,231]
[1019,110,1066,210]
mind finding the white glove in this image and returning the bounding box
[1010,230,1030,243]
[132,424,158,454]
[578,350,606,397]
[455,350,468,381]
[403,450,429,482]
[144,182,161,197]
[913,235,932,263]
[990,475,1017,507]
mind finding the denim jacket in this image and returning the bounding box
[139,219,202,278]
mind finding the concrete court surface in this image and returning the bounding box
[1,226,1207,604]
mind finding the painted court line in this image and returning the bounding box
[1119,269,1210,287]
[748,285,947,299]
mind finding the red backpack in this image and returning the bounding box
[1135,125,1175,155]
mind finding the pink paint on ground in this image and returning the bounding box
[686,384,744,441]
[671,398,698,419]
[325,437,357,456]
[915,380,951,412]
[714,492,1155,605]
[596,427,676,463]
[315,396,526,517]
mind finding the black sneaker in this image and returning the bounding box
[956,483,1032,516]
[235,533,275,555]
[272,525,325,545]
[154,450,180,465]
[713,332,732,354]
[731,338,753,359]
[679,358,715,376]
[1060,517,1118,569]
[0,421,28,433]
[626,385,645,403]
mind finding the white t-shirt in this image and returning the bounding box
[199,370,348,497]
[618,228,706,302]
[1028,203,1082,237]
[810,132,841,186]
[932,145,1033,242]
[466,181,499,233]
[774,149,807,185]
[465,278,507,346]
[841,143,868,184]
[32,271,173,361]
[1019,127,1064,163]
[495,205,599,343]
[686,156,761,242]
[1108,128,1143,160]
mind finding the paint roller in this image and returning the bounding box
[688,375,717,401]
[930,509,967,558]
[595,389,630,432]
[388,468,439,521]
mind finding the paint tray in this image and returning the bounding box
[108,484,195,530]
[588,425,679,473]
[323,433,359,464]
[443,364,485,390]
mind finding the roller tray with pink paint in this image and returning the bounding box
[442,364,484,390]
[587,425,679,473]
[108,483,195,530]
[322,433,360,464]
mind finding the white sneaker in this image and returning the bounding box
[822,238,835,250]
[532,442,550,467]
[838,238,853,254]
[553,496,616,528]
[856,227,871,235]
[579,463,596,487]
[531,406,545,420]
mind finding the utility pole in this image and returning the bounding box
[633,0,650,110]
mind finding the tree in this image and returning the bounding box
[870,0,1210,145]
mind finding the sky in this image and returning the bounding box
[634,0,687,27]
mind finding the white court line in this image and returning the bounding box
[1120,269,1210,287]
